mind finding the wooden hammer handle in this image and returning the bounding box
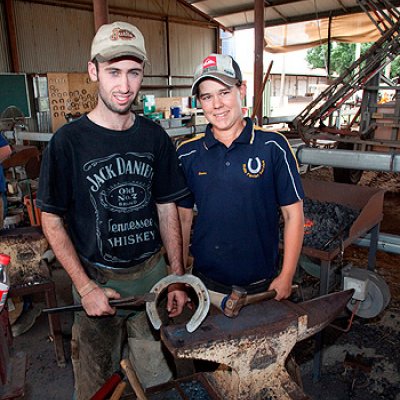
[109,381,127,400]
[244,289,277,305]
[120,359,148,400]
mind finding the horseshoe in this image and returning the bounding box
[146,274,210,333]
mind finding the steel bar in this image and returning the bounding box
[43,293,155,313]
[296,147,400,172]
[355,231,400,255]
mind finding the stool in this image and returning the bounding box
[9,280,66,367]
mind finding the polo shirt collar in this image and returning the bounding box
[204,117,254,149]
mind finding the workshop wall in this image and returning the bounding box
[169,23,215,97]
[14,2,93,73]
[0,0,216,86]
[0,0,216,131]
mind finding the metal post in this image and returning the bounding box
[254,0,264,125]
[93,0,109,31]
[313,259,331,381]
[367,223,380,270]
[5,0,20,73]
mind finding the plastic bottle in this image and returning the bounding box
[0,253,11,313]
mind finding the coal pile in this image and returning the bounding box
[280,198,360,251]
[302,198,360,250]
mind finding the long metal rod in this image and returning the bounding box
[43,293,155,313]
[296,147,400,172]
[254,0,265,125]
[355,231,400,255]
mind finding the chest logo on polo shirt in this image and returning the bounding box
[242,157,265,178]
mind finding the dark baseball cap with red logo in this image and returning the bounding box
[191,53,242,96]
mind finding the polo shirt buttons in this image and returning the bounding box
[225,161,231,166]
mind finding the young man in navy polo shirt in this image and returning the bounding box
[177,54,304,308]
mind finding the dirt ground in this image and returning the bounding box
[8,167,400,400]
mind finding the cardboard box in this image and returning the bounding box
[155,97,189,112]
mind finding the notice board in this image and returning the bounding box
[47,73,98,131]
[0,73,31,118]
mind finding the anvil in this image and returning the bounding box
[161,289,354,400]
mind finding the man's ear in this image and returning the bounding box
[239,80,247,100]
[88,61,98,82]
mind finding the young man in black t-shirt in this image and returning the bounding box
[37,22,190,398]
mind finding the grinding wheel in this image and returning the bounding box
[346,268,391,318]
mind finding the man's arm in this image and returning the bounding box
[156,202,188,317]
[0,143,12,162]
[177,206,194,269]
[268,200,304,300]
[41,212,119,315]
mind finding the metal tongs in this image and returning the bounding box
[43,293,156,314]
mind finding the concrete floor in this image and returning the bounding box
[12,266,74,400]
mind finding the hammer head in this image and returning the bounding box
[223,285,247,318]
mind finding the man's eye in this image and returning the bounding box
[109,70,119,76]
[221,91,230,96]
[201,95,211,101]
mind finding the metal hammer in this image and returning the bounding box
[222,284,299,317]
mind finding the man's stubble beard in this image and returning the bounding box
[98,89,137,115]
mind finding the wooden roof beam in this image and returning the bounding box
[210,0,304,19]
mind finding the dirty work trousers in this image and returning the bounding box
[71,252,174,400]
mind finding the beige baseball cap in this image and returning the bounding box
[91,21,148,63]
[192,53,242,95]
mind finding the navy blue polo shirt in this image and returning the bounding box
[177,117,304,286]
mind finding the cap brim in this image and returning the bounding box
[191,73,239,95]
[95,45,148,64]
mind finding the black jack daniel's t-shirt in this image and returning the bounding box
[37,114,189,269]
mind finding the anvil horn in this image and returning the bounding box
[292,288,355,341]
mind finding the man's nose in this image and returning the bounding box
[119,74,129,92]
[212,94,223,108]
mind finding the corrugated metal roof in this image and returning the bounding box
[184,0,400,30]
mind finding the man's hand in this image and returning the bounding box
[167,288,189,318]
[268,275,294,301]
[81,286,121,316]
